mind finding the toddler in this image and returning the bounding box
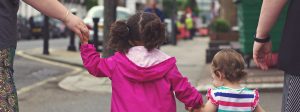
[201,49,265,112]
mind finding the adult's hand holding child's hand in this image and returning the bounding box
[63,13,89,44]
[80,31,89,45]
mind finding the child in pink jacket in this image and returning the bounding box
[80,12,203,112]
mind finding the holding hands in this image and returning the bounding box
[63,12,89,44]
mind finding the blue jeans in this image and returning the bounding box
[0,48,18,112]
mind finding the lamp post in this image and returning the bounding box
[43,15,50,55]
[92,17,100,51]
[171,0,177,45]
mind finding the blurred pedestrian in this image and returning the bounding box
[252,0,300,111]
[144,0,165,22]
[185,13,194,39]
[79,12,203,112]
[0,0,88,111]
[185,7,196,39]
[200,49,265,112]
[176,14,189,40]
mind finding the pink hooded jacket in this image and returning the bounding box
[80,44,203,112]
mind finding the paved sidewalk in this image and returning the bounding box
[19,37,284,93]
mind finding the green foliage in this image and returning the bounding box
[162,0,201,18]
[84,0,98,10]
[211,18,230,33]
[177,0,201,16]
[176,0,185,10]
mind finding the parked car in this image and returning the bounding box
[52,19,68,37]
[17,15,31,40]
[29,15,66,39]
[83,6,133,46]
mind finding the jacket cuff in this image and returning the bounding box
[80,44,95,51]
[185,94,203,110]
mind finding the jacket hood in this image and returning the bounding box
[114,52,176,82]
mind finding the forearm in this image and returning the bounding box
[23,0,68,22]
[256,0,287,38]
[80,44,113,78]
[254,104,265,112]
[168,67,203,108]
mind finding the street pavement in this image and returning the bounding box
[13,55,72,90]
[17,38,77,51]
[15,37,284,112]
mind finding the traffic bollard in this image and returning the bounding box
[67,9,77,51]
[43,15,50,55]
[93,17,100,51]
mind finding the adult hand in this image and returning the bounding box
[253,41,272,70]
[63,13,89,44]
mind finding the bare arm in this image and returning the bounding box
[254,104,265,112]
[253,0,287,70]
[22,0,89,40]
[256,0,287,38]
[200,100,217,112]
[22,0,68,21]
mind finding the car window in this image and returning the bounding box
[92,8,103,18]
[33,16,43,22]
[117,11,130,20]
[90,8,130,20]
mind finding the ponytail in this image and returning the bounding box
[108,21,131,53]
[142,18,165,51]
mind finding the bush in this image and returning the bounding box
[84,0,98,10]
[211,18,230,33]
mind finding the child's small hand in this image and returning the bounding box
[80,31,89,44]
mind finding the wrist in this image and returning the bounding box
[61,10,71,23]
[254,33,270,43]
[81,41,88,45]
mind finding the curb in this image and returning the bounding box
[58,73,112,93]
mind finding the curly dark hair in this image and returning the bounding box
[108,12,166,53]
[211,49,247,82]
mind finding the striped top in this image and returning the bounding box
[207,86,259,112]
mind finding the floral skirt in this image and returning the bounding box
[0,48,18,112]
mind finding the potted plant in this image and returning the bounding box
[209,18,231,40]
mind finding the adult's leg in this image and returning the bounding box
[281,73,290,112]
[281,73,300,112]
[0,48,18,112]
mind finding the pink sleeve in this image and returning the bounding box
[80,44,116,78]
[166,65,203,109]
[206,88,218,106]
[252,89,260,110]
